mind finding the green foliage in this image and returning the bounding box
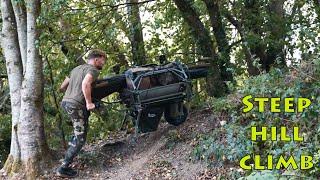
[193,59,320,177]
[193,124,252,167]
[239,171,278,180]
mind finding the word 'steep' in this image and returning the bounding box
[242,95,311,113]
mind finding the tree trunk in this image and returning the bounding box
[11,0,27,72]
[203,0,233,81]
[243,0,269,72]
[225,12,260,76]
[1,0,24,175]
[241,0,286,72]
[173,0,227,97]
[266,0,286,69]
[127,0,146,65]
[1,0,51,178]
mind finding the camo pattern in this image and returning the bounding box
[60,101,90,167]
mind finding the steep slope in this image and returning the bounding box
[45,108,235,179]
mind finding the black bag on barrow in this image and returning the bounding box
[132,106,164,133]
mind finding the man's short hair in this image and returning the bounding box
[87,49,106,60]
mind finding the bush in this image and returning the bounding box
[193,60,320,178]
[193,124,252,167]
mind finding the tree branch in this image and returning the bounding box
[224,12,241,30]
[66,0,156,11]
[227,39,242,51]
[224,11,259,75]
[0,75,8,79]
[0,0,23,161]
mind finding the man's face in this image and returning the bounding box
[94,57,106,70]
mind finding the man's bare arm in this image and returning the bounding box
[60,77,70,92]
[82,74,95,110]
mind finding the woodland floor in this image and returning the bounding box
[44,109,240,180]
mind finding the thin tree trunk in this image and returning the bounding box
[19,0,50,177]
[11,0,27,73]
[266,0,286,68]
[0,0,23,174]
[243,0,269,72]
[225,12,260,76]
[173,0,227,97]
[203,0,233,81]
[45,56,67,149]
[127,0,146,65]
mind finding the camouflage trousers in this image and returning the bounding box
[60,101,90,167]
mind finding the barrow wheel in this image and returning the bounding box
[164,103,188,126]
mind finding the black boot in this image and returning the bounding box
[56,166,78,178]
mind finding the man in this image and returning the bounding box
[57,49,106,178]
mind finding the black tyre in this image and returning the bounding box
[164,103,188,126]
[186,68,208,79]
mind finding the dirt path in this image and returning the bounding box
[47,109,219,180]
[110,137,167,179]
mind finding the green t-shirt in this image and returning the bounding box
[63,64,99,107]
